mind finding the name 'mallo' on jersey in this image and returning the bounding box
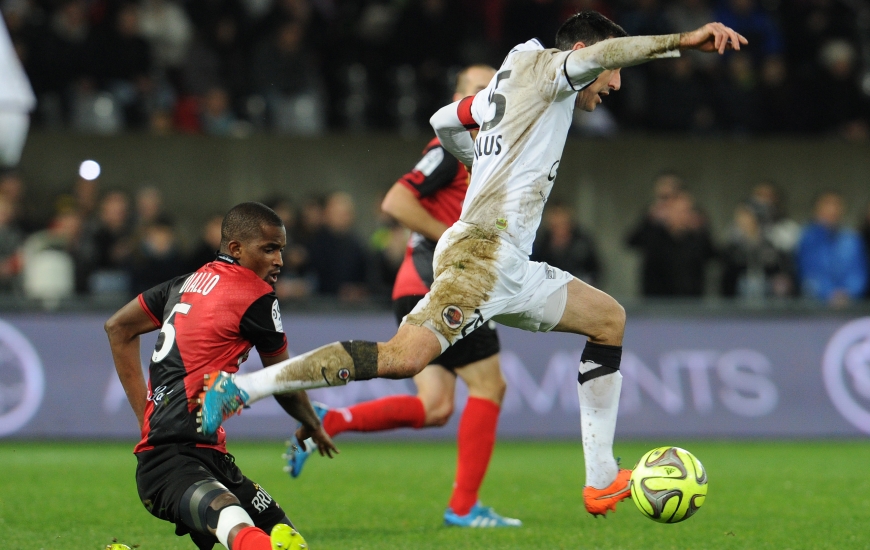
[134,255,287,454]
[392,137,469,300]
[458,39,602,255]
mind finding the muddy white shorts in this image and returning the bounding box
[403,220,573,352]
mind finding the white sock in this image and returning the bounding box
[235,348,330,404]
[577,361,622,489]
[215,505,253,549]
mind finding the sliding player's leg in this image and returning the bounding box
[136,445,305,550]
[444,353,520,527]
[551,278,628,516]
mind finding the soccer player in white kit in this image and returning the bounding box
[199,11,747,517]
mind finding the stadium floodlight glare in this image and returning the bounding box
[78,160,101,181]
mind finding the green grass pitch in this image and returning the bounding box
[2,440,869,549]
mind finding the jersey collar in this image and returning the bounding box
[216,252,239,265]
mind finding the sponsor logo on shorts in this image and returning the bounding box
[546,267,555,279]
[251,485,273,513]
[461,309,485,337]
[338,368,350,381]
[495,218,508,231]
[442,306,464,329]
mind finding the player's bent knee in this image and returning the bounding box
[425,398,454,427]
[591,297,626,345]
[476,376,507,404]
[179,480,242,534]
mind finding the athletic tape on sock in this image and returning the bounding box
[578,342,622,385]
[179,480,229,534]
[340,340,379,380]
[580,342,623,369]
[215,505,254,549]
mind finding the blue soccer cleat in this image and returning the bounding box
[283,402,329,478]
[444,503,522,528]
[197,371,249,436]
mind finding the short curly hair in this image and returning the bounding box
[555,11,628,51]
[220,202,283,247]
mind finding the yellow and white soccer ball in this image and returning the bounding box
[630,446,707,523]
[105,545,131,550]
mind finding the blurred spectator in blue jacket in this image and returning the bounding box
[797,191,868,306]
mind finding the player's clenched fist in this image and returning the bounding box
[679,22,748,54]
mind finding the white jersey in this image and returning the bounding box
[458,39,604,255]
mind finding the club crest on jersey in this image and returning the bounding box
[338,368,350,381]
[442,306,464,329]
[495,218,508,231]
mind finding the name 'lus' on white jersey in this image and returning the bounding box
[431,37,679,255]
[438,39,602,255]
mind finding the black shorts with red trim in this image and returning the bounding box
[136,443,291,550]
[393,295,500,371]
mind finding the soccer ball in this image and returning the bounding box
[630,446,707,523]
[105,545,131,550]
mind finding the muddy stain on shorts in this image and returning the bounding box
[405,223,502,344]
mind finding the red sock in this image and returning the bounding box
[449,397,500,516]
[232,526,271,550]
[322,395,426,437]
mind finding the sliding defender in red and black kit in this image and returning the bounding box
[106,202,335,550]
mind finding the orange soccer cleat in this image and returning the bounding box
[583,469,632,517]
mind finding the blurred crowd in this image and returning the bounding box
[2,169,412,302]
[2,0,869,137]
[2,168,868,306]
[625,173,869,306]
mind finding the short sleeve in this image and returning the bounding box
[239,293,288,357]
[137,279,177,327]
[397,145,460,199]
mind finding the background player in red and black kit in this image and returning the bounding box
[106,202,336,550]
[284,65,520,528]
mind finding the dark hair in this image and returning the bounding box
[220,201,283,247]
[555,11,628,51]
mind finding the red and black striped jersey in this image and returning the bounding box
[392,137,469,299]
[134,255,287,454]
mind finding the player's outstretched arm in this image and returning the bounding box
[105,299,158,429]
[568,23,747,74]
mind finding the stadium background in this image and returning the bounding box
[0,0,870,548]
[2,1,870,548]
